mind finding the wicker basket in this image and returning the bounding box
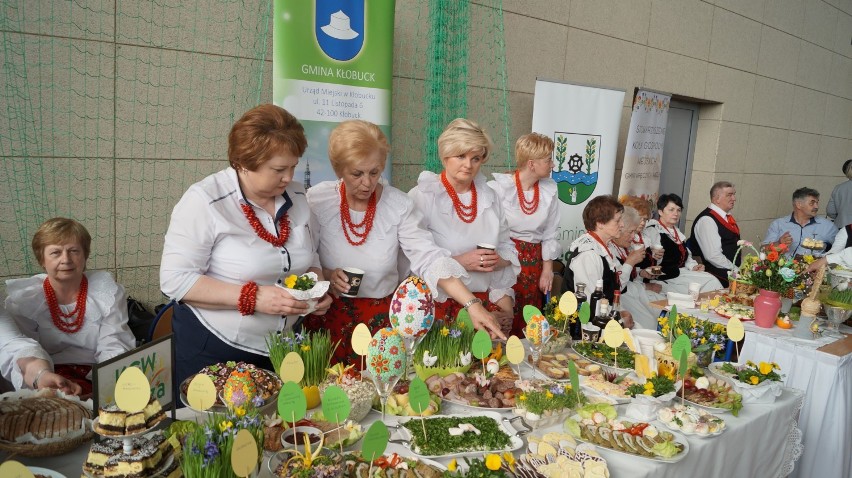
[0,428,94,457]
[0,390,95,457]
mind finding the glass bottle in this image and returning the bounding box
[571,283,587,340]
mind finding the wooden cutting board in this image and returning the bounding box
[817,333,852,357]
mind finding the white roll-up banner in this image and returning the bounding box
[531,79,625,263]
[618,89,671,202]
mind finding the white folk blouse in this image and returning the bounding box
[568,233,619,292]
[160,167,320,355]
[408,172,520,304]
[307,180,467,302]
[1,271,135,389]
[487,174,562,261]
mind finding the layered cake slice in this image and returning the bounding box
[95,404,128,436]
[103,450,149,478]
[125,411,147,434]
[83,439,122,474]
[143,396,165,428]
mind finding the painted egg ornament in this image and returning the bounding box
[366,327,408,382]
[388,276,435,339]
[525,314,550,346]
[222,367,257,407]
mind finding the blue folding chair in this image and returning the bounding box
[147,300,176,342]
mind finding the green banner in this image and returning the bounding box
[274,0,395,186]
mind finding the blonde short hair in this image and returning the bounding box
[438,118,493,162]
[327,120,389,177]
[32,217,91,266]
[515,133,554,168]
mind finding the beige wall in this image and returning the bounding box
[1,0,850,307]
[393,0,852,244]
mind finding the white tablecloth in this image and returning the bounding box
[657,303,852,478]
[3,388,804,478]
[742,333,852,478]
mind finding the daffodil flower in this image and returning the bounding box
[447,459,457,471]
[485,454,502,471]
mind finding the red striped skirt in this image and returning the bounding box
[304,294,392,367]
[511,238,543,338]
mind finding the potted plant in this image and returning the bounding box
[181,402,264,478]
[657,312,727,367]
[542,296,577,353]
[731,241,807,327]
[413,320,475,379]
[266,330,340,409]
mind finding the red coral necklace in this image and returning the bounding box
[441,171,477,223]
[44,276,88,334]
[514,170,540,215]
[241,203,290,247]
[339,182,377,246]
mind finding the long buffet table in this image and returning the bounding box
[650,297,852,478]
[3,381,804,478]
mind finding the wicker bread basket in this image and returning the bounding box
[0,389,94,457]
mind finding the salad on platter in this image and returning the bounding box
[563,403,688,462]
[657,404,726,437]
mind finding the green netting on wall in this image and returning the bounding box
[0,0,512,307]
[394,0,513,183]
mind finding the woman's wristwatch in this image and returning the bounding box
[462,297,483,310]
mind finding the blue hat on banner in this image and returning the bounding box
[316,1,364,61]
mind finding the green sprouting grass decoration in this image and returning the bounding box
[266,330,340,387]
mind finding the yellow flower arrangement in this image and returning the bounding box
[658,312,728,354]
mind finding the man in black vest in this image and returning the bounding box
[689,181,740,287]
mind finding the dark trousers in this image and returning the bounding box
[172,302,273,407]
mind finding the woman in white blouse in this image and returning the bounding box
[644,193,722,294]
[488,133,561,337]
[563,195,634,326]
[160,105,332,392]
[306,120,500,360]
[2,218,134,396]
[609,207,663,329]
[409,119,518,338]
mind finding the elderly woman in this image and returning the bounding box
[306,120,489,362]
[563,195,634,327]
[161,105,332,391]
[609,207,665,329]
[1,218,134,396]
[620,195,664,276]
[409,119,518,338]
[488,133,562,336]
[644,194,722,294]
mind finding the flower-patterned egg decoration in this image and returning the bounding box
[222,367,257,407]
[366,327,408,382]
[388,276,435,339]
[525,314,551,346]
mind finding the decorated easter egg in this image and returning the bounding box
[524,314,550,346]
[222,367,257,407]
[388,276,435,339]
[366,327,408,382]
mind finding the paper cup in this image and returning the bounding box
[341,267,365,297]
[476,243,496,251]
[688,282,701,301]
